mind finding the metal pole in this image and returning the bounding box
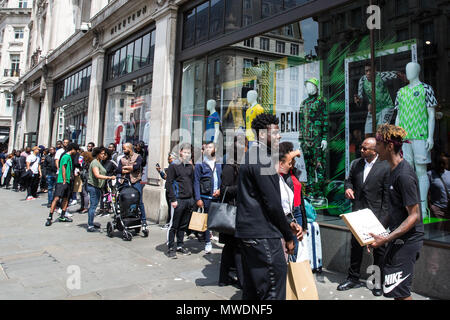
[370,0,377,136]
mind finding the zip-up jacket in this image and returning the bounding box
[194,160,222,201]
[165,160,194,203]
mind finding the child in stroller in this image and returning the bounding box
[106,177,149,241]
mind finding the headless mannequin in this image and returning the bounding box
[395,62,436,217]
[206,100,220,144]
[245,90,265,144]
[143,111,151,145]
[224,92,245,131]
[114,115,125,154]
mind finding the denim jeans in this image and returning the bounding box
[132,182,147,223]
[87,184,102,228]
[46,175,56,205]
[292,206,304,263]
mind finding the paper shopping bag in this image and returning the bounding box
[188,208,208,232]
[286,259,319,300]
[73,176,83,193]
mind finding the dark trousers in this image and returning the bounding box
[13,170,24,190]
[2,171,12,187]
[165,191,171,224]
[27,175,40,198]
[40,174,48,190]
[219,235,244,287]
[240,238,287,300]
[168,198,194,249]
[348,234,385,283]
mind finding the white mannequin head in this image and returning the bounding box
[406,62,421,82]
[145,111,151,121]
[305,82,318,96]
[207,99,217,114]
[247,90,258,106]
[115,114,122,122]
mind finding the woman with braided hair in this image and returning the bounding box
[368,124,424,300]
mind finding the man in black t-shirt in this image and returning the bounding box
[369,124,424,300]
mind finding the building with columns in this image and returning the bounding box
[0,0,30,147]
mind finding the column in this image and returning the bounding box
[85,49,105,146]
[37,80,54,147]
[143,6,178,223]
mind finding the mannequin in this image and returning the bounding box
[395,62,437,217]
[224,91,245,131]
[114,114,125,153]
[299,78,328,199]
[205,100,221,144]
[245,90,265,145]
[142,111,151,145]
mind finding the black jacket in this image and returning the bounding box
[235,142,294,242]
[43,154,57,177]
[344,157,391,227]
[165,160,194,203]
[220,164,239,205]
[12,156,26,171]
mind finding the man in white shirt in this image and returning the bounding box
[338,138,391,296]
[25,146,42,200]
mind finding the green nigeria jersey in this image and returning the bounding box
[359,72,396,114]
[395,82,437,140]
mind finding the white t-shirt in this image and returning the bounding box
[26,154,40,174]
[279,175,294,216]
[55,148,65,174]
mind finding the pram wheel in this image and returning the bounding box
[107,222,114,238]
[143,229,149,238]
[122,231,132,241]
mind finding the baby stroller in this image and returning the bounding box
[106,177,149,241]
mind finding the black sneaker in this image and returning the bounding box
[58,216,73,223]
[87,226,98,232]
[45,218,52,227]
[177,247,191,255]
[168,248,177,259]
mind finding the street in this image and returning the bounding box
[0,188,431,300]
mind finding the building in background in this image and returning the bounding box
[0,0,30,148]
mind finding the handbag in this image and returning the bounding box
[21,158,39,179]
[188,207,208,232]
[207,188,237,235]
[286,255,319,300]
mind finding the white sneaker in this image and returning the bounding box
[69,200,77,206]
[65,212,73,218]
[57,208,62,214]
[205,242,212,254]
[211,235,219,242]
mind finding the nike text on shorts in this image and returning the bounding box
[382,240,422,299]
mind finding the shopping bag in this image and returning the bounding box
[296,236,310,263]
[73,175,83,193]
[207,188,236,235]
[286,257,319,300]
[188,207,208,232]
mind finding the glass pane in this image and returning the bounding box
[225,0,242,32]
[141,33,150,67]
[113,50,120,78]
[119,46,127,75]
[242,0,261,27]
[210,0,224,37]
[183,8,196,49]
[126,42,134,74]
[150,30,155,66]
[196,2,209,44]
[261,0,283,19]
[133,37,142,71]
[284,0,311,9]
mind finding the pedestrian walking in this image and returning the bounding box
[194,141,222,254]
[338,137,390,296]
[235,113,301,300]
[45,143,79,226]
[369,124,425,300]
[165,143,195,259]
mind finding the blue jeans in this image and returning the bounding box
[87,184,102,228]
[46,175,56,205]
[292,206,304,263]
[132,182,147,223]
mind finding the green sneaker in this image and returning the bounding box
[58,216,73,223]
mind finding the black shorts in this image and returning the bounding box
[54,183,71,199]
[382,239,423,299]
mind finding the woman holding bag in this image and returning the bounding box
[218,135,247,288]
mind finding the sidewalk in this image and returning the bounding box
[0,188,431,300]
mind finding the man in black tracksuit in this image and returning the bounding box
[165,143,195,259]
[236,114,302,300]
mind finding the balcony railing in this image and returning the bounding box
[4,69,20,77]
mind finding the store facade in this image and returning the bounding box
[172,0,450,299]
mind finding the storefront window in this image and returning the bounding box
[56,97,89,146]
[103,74,152,153]
[178,0,450,243]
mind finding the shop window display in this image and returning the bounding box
[178,0,450,243]
[56,97,88,146]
